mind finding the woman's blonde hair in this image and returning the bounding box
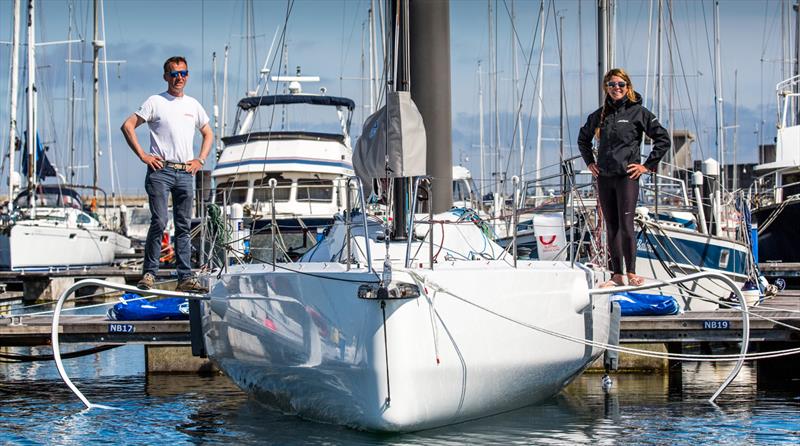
[595,68,636,140]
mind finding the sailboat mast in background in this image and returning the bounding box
[7,0,21,206]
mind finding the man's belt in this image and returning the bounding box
[163,161,189,170]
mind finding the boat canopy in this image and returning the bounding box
[237,95,356,111]
[353,91,427,181]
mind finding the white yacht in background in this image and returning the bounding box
[0,186,118,270]
[212,74,355,260]
[751,75,800,265]
[0,1,129,271]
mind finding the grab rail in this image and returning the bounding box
[405,176,433,269]
[345,176,373,273]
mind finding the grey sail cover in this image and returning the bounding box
[353,91,427,181]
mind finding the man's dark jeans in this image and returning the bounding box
[143,166,194,280]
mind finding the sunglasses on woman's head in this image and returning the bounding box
[606,81,627,88]
[168,70,189,78]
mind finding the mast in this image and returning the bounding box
[478,61,485,198]
[368,1,376,113]
[578,0,583,118]
[212,51,221,157]
[511,0,524,184]
[558,13,565,196]
[66,0,73,184]
[7,0,21,205]
[69,76,76,183]
[713,0,725,189]
[92,0,101,202]
[733,69,738,191]
[410,0,453,213]
[489,0,501,204]
[597,0,609,104]
[534,0,544,197]
[656,0,663,121]
[795,1,799,123]
[221,44,229,145]
[25,0,37,214]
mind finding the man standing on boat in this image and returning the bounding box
[121,56,212,293]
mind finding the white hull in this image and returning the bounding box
[0,222,116,270]
[202,261,610,431]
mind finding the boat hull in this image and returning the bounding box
[635,225,749,311]
[0,222,116,270]
[202,261,610,431]
[752,198,800,264]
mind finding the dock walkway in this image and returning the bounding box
[1,291,798,347]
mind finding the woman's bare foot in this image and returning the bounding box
[599,274,626,288]
[627,273,645,287]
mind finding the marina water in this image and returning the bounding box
[1,343,797,445]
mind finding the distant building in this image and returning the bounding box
[691,160,758,191]
[759,143,776,165]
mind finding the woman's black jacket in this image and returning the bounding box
[577,92,671,177]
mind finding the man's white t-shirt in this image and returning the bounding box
[135,91,209,163]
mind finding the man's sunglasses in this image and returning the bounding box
[168,70,189,78]
[606,81,627,88]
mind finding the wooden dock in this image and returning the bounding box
[1,291,797,348]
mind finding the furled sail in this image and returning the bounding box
[353,91,426,182]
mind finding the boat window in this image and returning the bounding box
[453,180,470,203]
[129,208,151,225]
[248,103,346,135]
[297,179,333,202]
[77,213,93,224]
[253,176,292,203]
[215,180,249,204]
[718,250,730,269]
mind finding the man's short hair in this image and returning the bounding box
[163,56,187,73]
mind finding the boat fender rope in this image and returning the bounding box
[380,299,391,406]
[51,278,209,411]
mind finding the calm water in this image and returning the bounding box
[1,344,798,445]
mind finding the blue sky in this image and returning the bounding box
[0,0,794,195]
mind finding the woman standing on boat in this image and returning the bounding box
[578,68,671,287]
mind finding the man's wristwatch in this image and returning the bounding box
[197,158,205,166]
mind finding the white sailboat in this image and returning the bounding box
[0,0,124,271]
[199,1,611,432]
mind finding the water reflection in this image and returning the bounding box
[1,350,798,445]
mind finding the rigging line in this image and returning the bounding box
[226,244,381,283]
[554,6,575,161]
[99,0,120,207]
[380,299,391,405]
[222,0,293,203]
[406,269,771,362]
[700,0,719,155]
[499,0,540,178]
[665,0,706,160]
[500,0,545,180]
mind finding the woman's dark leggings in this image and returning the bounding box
[597,175,639,275]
